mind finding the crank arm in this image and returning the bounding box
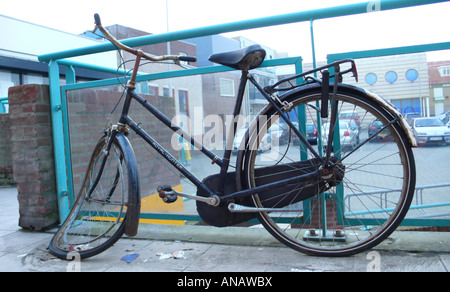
[228,203,302,213]
[164,190,220,207]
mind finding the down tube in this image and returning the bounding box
[123,116,214,196]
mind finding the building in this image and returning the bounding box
[92,24,203,140]
[353,53,429,117]
[428,60,450,117]
[185,35,283,143]
[306,53,430,121]
[0,14,118,113]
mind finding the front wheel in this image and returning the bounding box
[49,133,139,260]
[243,87,416,256]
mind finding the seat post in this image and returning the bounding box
[217,70,249,195]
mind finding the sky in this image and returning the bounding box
[2,0,450,62]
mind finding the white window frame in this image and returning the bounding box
[220,78,235,97]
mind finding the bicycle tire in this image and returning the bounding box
[49,133,140,260]
[243,85,416,257]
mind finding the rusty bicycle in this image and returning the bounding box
[49,14,416,259]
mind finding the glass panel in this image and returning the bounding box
[339,50,450,220]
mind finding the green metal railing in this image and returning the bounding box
[60,56,303,221]
[327,41,450,228]
[36,0,450,224]
[0,97,7,113]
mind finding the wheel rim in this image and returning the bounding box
[52,139,128,254]
[246,92,414,255]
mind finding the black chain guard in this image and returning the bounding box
[196,171,256,227]
[196,159,344,227]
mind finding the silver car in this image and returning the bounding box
[322,120,359,152]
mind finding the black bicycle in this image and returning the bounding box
[49,14,416,259]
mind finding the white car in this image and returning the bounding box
[436,109,450,124]
[232,127,271,153]
[411,117,450,146]
[322,120,359,152]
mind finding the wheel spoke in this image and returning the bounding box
[246,91,415,256]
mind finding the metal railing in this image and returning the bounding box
[345,183,450,219]
[0,97,8,113]
[35,0,450,225]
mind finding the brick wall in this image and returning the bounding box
[307,197,341,230]
[8,84,58,230]
[66,87,180,201]
[0,114,14,185]
[4,84,180,230]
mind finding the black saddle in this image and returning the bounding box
[208,44,266,71]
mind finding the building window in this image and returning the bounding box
[220,78,235,97]
[0,70,20,98]
[438,66,450,77]
[23,73,48,85]
[385,71,397,84]
[405,69,418,82]
[391,98,421,115]
[148,85,159,96]
[163,87,174,97]
[178,90,189,115]
[365,73,377,85]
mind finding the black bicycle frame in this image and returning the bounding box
[113,70,322,204]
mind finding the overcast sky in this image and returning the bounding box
[2,0,450,62]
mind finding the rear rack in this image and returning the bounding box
[264,59,358,94]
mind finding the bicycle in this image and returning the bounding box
[49,14,416,259]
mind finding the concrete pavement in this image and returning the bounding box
[0,186,449,272]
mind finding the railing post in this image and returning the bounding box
[65,65,76,84]
[48,60,70,223]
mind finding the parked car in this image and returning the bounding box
[292,122,318,145]
[404,112,422,125]
[436,109,450,125]
[268,122,289,145]
[368,119,391,142]
[340,110,360,128]
[411,117,450,146]
[322,120,359,152]
[305,123,318,145]
[232,126,271,153]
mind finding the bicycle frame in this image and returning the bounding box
[91,15,358,207]
[109,68,327,206]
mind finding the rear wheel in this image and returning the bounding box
[49,134,137,259]
[244,88,416,256]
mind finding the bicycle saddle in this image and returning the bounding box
[209,44,266,71]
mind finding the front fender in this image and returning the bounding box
[115,133,141,237]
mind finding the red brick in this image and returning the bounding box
[8,84,58,231]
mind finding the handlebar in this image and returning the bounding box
[179,56,197,63]
[93,13,197,64]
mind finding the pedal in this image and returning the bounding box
[157,185,178,204]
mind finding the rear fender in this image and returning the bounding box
[360,88,417,147]
[234,83,418,192]
[279,83,417,147]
